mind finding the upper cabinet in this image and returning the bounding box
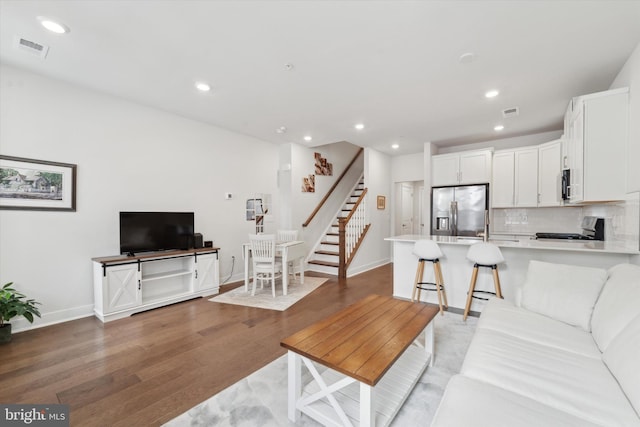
[564,88,629,204]
[491,140,562,208]
[432,149,492,186]
[491,146,539,208]
[538,139,563,207]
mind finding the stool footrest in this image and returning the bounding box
[416,282,446,292]
[468,289,496,301]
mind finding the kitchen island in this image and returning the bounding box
[385,234,639,315]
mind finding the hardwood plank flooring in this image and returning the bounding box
[0,264,393,426]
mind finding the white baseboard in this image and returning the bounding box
[346,258,392,277]
[10,304,95,333]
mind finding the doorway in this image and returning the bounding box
[395,181,425,235]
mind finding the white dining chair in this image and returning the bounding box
[276,229,302,281]
[249,234,282,297]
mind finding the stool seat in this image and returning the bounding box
[412,240,448,314]
[466,242,505,266]
[413,239,444,260]
[464,242,504,321]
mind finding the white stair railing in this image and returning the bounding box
[338,188,369,278]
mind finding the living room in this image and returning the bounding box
[1,1,640,426]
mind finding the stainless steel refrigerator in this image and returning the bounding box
[431,184,489,237]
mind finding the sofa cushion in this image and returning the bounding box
[460,328,640,427]
[430,375,601,427]
[591,263,640,352]
[603,313,640,416]
[520,260,607,331]
[477,298,601,359]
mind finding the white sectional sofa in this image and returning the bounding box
[431,261,640,427]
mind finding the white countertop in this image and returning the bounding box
[384,234,640,255]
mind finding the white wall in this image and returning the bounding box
[0,65,279,331]
[352,148,392,273]
[434,130,563,155]
[390,152,423,183]
[287,141,363,258]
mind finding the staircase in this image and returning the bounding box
[307,178,366,275]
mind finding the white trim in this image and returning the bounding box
[10,304,94,333]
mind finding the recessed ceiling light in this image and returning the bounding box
[391,144,399,149]
[485,90,499,98]
[494,125,505,131]
[37,16,70,34]
[303,135,312,142]
[195,82,210,92]
[276,126,287,134]
[354,123,365,130]
[284,63,294,71]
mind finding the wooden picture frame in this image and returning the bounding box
[0,155,77,211]
[377,195,386,210]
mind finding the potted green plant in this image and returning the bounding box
[0,282,41,343]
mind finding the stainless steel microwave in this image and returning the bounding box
[561,169,570,201]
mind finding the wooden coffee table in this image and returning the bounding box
[281,294,439,427]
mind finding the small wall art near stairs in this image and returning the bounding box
[307,178,370,276]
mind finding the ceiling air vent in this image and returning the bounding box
[14,36,49,59]
[502,107,519,118]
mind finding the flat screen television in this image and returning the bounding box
[119,212,194,255]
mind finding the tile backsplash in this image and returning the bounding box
[492,192,640,251]
[492,207,583,235]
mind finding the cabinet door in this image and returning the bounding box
[569,106,584,203]
[514,148,539,207]
[194,253,219,292]
[103,264,140,314]
[431,154,460,186]
[538,140,562,206]
[459,151,492,184]
[491,151,515,207]
[583,92,628,201]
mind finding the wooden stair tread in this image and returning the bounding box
[321,241,339,246]
[315,250,338,256]
[308,260,339,267]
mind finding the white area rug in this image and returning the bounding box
[209,276,328,311]
[164,310,478,427]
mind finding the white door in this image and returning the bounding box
[418,185,425,235]
[400,183,414,234]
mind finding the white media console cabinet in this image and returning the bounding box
[92,247,220,322]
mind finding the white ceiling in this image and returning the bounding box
[1,1,639,156]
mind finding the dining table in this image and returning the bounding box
[242,240,306,295]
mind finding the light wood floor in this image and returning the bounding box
[0,264,393,426]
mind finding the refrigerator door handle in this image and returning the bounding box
[451,201,458,236]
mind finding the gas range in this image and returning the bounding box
[535,232,593,240]
[535,216,604,241]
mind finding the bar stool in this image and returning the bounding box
[412,240,448,314]
[463,242,504,321]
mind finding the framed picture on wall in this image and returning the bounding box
[377,195,386,210]
[0,155,77,211]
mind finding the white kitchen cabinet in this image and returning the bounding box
[514,147,538,207]
[564,88,628,203]
[491,146,538,208]
[491,151,515,207]
[538,139,562,206]
[93,248,220,322]
[432,149,492,186]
